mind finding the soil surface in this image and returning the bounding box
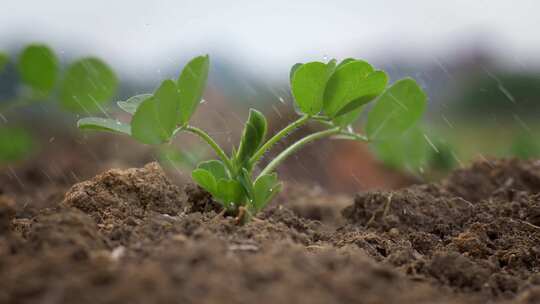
[1,159,540,303]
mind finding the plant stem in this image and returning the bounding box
[249,114,310,167]
[184,126,235,172]
[258,127,340,177]
[335,130,369,142]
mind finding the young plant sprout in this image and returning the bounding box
[78,55,427,223]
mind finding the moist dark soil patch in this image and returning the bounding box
[1,159,540,303]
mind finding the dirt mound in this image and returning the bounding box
[1,159,540,303]
[342,158,540,299]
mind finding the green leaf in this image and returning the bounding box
[337,58,356,69]
[366,78,427,141]
[60,57,118,112]
[291,62,332,115]
[77,117,131,135]
[0,127,34,164]
[192,169,217,195]
[216,179,245,208]
[0,52,8,73]
[193,169,244,209]
[131,80,181,145]
[370,126,429,173]
[327,59,337,71]
[198,159,229,180]
[253,173,281,211]
[289,63,303,84]
[236,109,267,164]
[117,94,152,114]
[177,55,209,125]
[333,105,365,127]
[331,70,389,127]
[18,44,58,94]
[238,168,255,199]
[323,60,384,118]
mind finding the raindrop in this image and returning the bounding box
[278,97,285,104]
[441,115,454,129]
[200,99,206,104]
[423,134,439,153]
[498,84,516,104]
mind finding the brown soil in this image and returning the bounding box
[1,159,540,303]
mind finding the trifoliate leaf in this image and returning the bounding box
[366,78,427,141]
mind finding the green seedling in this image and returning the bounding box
[78,55,427,223]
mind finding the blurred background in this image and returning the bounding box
[1,0,539,194]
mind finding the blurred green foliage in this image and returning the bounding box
[18,44,58,95]
[0,43,118,166]
[371,126,456,175]
[455,73,540,118]
[509,133,540,160]
[0,127,34,164]
[60,58,117,112]
[0,52,8,73]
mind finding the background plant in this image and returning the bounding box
[371,126,456,176]
[0,43,118,164]
[79,55,427,222]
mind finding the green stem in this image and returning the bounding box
[335,130,369,142]
[258,127,340,177]
[249,114,310,167]
[184,126,234,173]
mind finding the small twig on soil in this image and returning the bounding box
[514,219,540,231]
[382,193,394,219]
[212,209,226,222]
[250,217,264,223]
[366,193,393,227]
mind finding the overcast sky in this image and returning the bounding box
[1,0,539,79]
